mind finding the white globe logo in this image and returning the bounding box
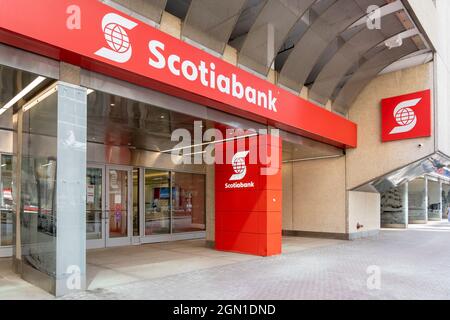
[389,97,421,135]
[95,13,137,64]
[103,23,131,53]
[395,107,415,126]
[233,157,246,174]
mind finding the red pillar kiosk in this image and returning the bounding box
[215,134,282,256]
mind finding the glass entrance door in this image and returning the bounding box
[106,166,132,247]
[86,165,205,248]
[86,166,105,249]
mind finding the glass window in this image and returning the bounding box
[443,184,450,219]
[172,172,205,233]
[428,179,441,220]
[0,154,13,246]
[86,168,103,240]
[144,169,170,235]
[132,168,140,236]
[21,90,58,277]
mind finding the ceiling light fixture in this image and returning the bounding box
[41,162,53,167]
[23,82,58,113]
[0,76,46,115]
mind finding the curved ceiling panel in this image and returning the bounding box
[333,38,419,114]
[181,0,247,53]
[278,0,385,91]
[229,0,268,50]
[165,0,192,20]
[237,0,317,75]
[309,13,406,105]
[111,0,167,24]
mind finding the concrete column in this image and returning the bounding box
[408,177,428,224]
[19,81,87,296]
[54,82,87,296]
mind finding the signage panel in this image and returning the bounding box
[0,0,357,148]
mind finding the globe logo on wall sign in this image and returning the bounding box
[381,90,431,142]
[389,98,421,135]
[104,23,130,53]
[395,106,415,126]
[230,151,249,181]
[95,13,137,63]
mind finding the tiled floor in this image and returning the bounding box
[85,237,343,290]
[71,222,450,300]
[0,259,53,300]
[407,220,450,231]
[5,223,450,300]
[0,236,342,299]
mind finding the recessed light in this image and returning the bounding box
[0,76,46,115]
[160,115,165,119]
[110,103,115,107]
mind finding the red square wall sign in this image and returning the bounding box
[381,89,431,142]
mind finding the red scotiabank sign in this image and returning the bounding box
[381,90,431,142]
[0,0,356,148]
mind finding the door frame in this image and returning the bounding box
[105,164,133,247]
[86,164,106,249]
[0,153,14,257]
[86,164,206,250]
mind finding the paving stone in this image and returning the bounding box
[61,222,450,300]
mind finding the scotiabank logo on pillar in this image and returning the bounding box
[230,151,249,181]
[381,90,431,142]
[225,151,255,189]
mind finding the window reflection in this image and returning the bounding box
[21,91,57,277]
[428,179,441,220]
[86,168,102,240]
[144,170,170,235]
[172,172,205,233]
[443,184,450,219]
[132,168,140,236]
[0,154,13,246]
[108,169,128,238]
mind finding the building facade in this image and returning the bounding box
[0,0,449,296]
